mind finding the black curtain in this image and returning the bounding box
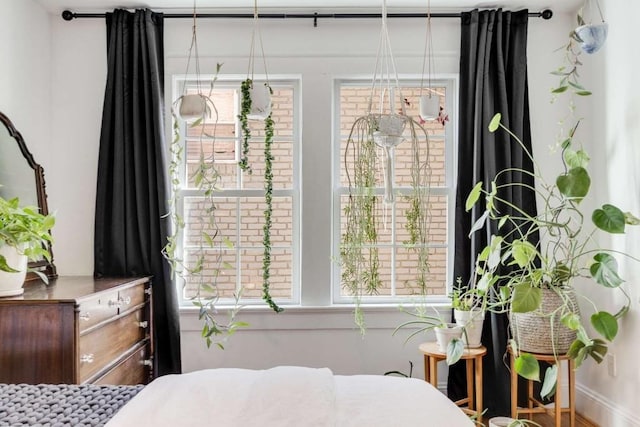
[95,9,181,376]
[448,9,537,417]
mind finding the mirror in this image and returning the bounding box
[0,111,57,280]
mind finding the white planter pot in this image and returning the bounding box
[454,309,485,348]
[178,94,208,122]
[489,417,517,427]
[575,23,608,54]
[419,94,440,120]
[247,82,272,121]
[434,323,463,353]
[0,245,28,297]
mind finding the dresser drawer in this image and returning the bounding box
[77,289,120,332]
[79,308,147,383]
[93,343,151,385]
[117,282,147,314]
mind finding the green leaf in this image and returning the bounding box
[222,237,234,249]
[0,255,20,273]
[563,149,590,169]
[487,235,503,270]
[488,113,502,132]
[552,86,569,94]
[556,167,591,201]
[510,240,537,268]
[591,311,618,341]
[468,210,490,237]
[624,212,640,225]
[590,253,624,288]
[498,216,508,229]
[465,182,483,211]
[567,339,585,360]
[446,338,465,365]
[511,284,541,313]
[540,365,558,399]
[561,312,581,330]
[515,353,540,381]
[576,90,592,96]
[592,204,626,233]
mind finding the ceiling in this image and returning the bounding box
[35,0,582,15]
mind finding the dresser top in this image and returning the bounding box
[0,276,150,303]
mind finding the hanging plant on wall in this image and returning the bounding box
[237,0,282,313]
[340,0,433,332]
[163,4,247,349]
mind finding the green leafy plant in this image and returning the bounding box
[163,64,249,349]
[465,31,639,397]
[393,305,465,365]
[0,195,55,276]
[238,78,253,174]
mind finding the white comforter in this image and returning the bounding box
[105,366,473,426]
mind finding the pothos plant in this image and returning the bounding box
[465,29,639,397]
[340,112,433,332]
[163,64,249,349]
[237,78,282,313]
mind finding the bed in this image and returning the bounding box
[0,367,472,426]
[105,366,473,426]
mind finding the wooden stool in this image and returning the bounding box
[509,349,575,427]
[419,342,487,423]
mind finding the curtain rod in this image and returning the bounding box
[61,9,553,27]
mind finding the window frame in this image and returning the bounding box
[331,76,458,305]
[171,74,302,308]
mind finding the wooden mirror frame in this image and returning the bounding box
[0,111,57,280]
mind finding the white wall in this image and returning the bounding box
[40,3,639,423]
[0,0,51,174]
[572,1,640,425]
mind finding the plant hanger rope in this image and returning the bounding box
[368,0,404,116]
[247,0,270,84]
[419,0,435,99]
[182,0,202,97]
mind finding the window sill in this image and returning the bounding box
[179,302,454,331]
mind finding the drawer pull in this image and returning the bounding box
[80,354,94,364]
[79,312,91,321]
[138,321,149,329]
[108,296,132,307]
[144,287,152,296]
[142,359,153,367]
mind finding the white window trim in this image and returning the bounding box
[171,74,302,308]
[331,75,458,305]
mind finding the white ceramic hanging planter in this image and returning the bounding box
[419,94,440,121]
[0,245,28,297]
[575,22,608,54]
[247,82,272,121]
[373,114,407,204]
[178,94,208,122]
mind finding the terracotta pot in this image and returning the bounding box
[0,244,28,297]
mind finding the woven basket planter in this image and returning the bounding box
[510,287,579,354]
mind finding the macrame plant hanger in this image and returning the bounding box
[245,0,272,121]
[418,0,440,120]
[369,0,407,205]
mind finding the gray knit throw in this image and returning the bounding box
[0,383,143,426]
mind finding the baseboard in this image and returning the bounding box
[576,383,640,427]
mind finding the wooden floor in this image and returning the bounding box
[526,412,598,427]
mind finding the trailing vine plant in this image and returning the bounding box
[236,0,283,313]
[164,63,248,349]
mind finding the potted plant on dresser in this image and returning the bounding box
[0,195,55,296]
[465,18,639,397]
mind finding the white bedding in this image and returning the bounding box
[105,366,473,427]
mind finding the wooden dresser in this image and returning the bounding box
[0,276,154,385]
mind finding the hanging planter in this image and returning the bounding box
[418,1,446,123]
[237,0,282,313]
[177,93,210,122]
[573,0,608,54]
[340,0,434,332]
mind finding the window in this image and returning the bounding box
[171,75,300,306]
[332,79,455,303]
